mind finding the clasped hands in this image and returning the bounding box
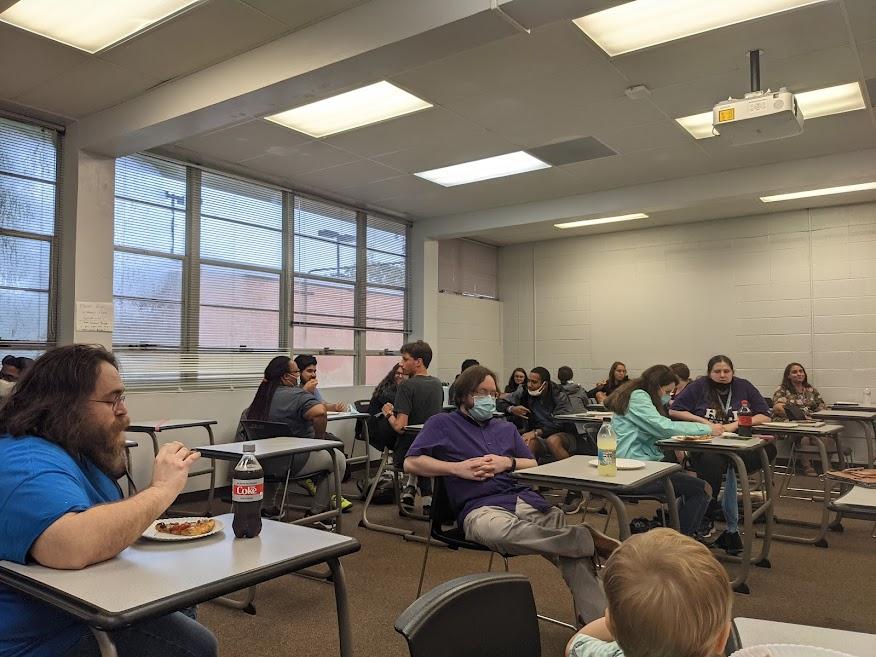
[454,454,512,481]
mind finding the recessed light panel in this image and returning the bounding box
[555,213,648,229]
[266,81,432,138]
[0,0,202,53]
[574,0,826,56]
[760,182,876,203]
[676,82,866,139]
[415,152,550,187]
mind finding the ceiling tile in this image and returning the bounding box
[99,0,289,84]
[0,23,86,100]
[174,120,312,162]
[333,174,437,203]
[14,59,154,118]
[609,2,849,90]
[597,121,693,154]
[844,0,876,44]
[240,0,369,30]
[860,40,876,79]
[240,139,360,177]
[293,158,403,191]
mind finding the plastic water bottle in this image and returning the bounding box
[864,387,873,406]
[597,418,617,477]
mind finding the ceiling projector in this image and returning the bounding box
[712,88,803,146]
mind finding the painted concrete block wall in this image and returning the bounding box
[499,202,876,460]
[436,292,503,385]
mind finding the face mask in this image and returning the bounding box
[660,393,671,406]
[528,383,545,397]
[469,395,496,422]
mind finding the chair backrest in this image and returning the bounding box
[395,572,541,657]
[430,477,459,535]
[240,419,291,441]
[354,399,370,414]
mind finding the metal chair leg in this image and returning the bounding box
[416,529,433,598]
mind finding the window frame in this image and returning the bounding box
[112,154,409,390]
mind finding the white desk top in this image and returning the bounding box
[834,485,876,509]
[513,455,680,490]
[832,403,876,412]
[404,424,424,431]
[657,436,766,451]
[555,412,614,421]
[813,410,876,420]
[734,617,876,656]
[128,419,217,431]
[194,436,343,460]
[0,514,359,629]
[326,411,367,421]
[754,423,844,436]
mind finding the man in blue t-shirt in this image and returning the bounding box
[0,345,217,657]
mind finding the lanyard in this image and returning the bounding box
[717,388,732,419]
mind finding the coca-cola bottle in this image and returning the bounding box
[738,400,753,437]
[232,444,263,538]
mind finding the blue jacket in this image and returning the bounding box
[614,390,711,461]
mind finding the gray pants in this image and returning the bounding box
[463,498,606,623]
[266,448,346,513]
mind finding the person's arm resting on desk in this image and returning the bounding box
[305,403,328,438]
[30,442,199,570]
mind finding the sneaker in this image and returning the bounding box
[421,495,433,517]
[698,516,715,539]
[400,484,416,509]
[560,491,585,515]
[331,494,353,513]
[713,530,743,555]
[302,478,318,497]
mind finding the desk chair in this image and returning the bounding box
[416,477,576,630]
[240,419,314,520]
[358,444,430,539]
[396,572,541,657]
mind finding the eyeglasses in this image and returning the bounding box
[473,392,500,399]
[89,394,127,411]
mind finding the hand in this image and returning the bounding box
[150,441,200,496]
[510,405,530,418]
[333,402,348,412]
[710,423,724,436]
[454,457,491,481]
[302,378,318,393]
[472,454,509,478]
[381,402,394,417]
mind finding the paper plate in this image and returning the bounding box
[588,458,645,470]
[670,435,712,443]
[142,517,224,542]
[763,422,799,428]
[730,644,856,657]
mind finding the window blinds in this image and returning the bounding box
[0,116,58,347]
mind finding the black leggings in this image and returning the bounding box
[689,443,777,500]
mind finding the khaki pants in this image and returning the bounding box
[464,498,606,623]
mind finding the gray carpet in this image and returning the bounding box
[185,476,876,657]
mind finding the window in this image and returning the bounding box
[0,117,59,348]
[113,156,408,390]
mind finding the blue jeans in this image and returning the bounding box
[627,472,710,536]
[65,611,217,657]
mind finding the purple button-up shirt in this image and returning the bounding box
[407,410,551,526]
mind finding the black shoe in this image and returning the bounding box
[698,516,715,539]
[714,530,743,555]
[706,499,724,522]
[629,517,651,534]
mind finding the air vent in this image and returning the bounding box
[526,136,616,166]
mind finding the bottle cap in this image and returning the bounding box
[243,443,255,453]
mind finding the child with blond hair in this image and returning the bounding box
[566,528,733,657]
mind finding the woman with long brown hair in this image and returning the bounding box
[588,362,629,404]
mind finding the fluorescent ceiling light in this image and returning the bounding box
[266,81,432,138]
[676,82,866,139]
[574,0,826,56]
[760,182,876,203]
[0,0,202,53]
[415,152,550,187]
[555,213,648,229]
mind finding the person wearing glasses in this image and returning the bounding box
[404,365,619,625]
[0,345,217,657]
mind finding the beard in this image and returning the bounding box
[75,415,131,478]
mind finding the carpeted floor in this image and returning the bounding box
[180,474,876,657]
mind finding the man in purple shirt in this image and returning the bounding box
[405,365,619,624]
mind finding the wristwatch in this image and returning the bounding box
[509,457,517,472]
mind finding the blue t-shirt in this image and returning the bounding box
[0,435,123,657]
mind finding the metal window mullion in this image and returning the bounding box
[354,211,367,385]
[46,130,61,346]
[0,227,54,242]
[404,223,410,337]
[182,167,201,354]
[114,245,186,261]
[198,257,281,276]
[281,191,293,352]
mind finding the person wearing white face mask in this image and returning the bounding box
[404,365,619,625]
[505,366,575,463]
[604,365,718,538]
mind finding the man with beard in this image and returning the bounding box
[404,365,619,625]
[0,345,217,657]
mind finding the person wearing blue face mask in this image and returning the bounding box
[404,365,619,625]
[603,365,719,537]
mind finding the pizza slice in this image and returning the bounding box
[155,518,216,537]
